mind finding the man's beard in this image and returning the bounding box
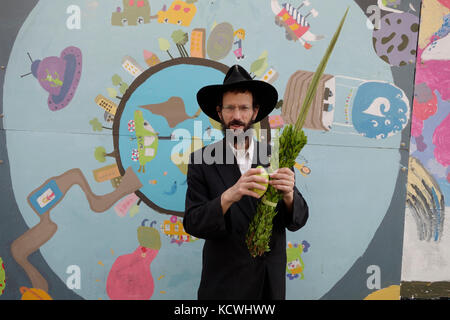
[220,118,255,148]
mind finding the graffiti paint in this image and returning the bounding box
[372,12,419,66]
[22,46,82,111]
[401,0,449,298]
[106,220,161,300]
[364,285,400,300]
[0,258,5,296]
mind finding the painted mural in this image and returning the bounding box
[0,0,429,300]
[400,0,450,299]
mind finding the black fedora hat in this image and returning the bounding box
[196,65,278,123]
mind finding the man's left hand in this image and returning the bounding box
[269,168,295,206]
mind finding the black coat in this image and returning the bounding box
[183,139,309,300]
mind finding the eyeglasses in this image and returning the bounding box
[221,105,252,114]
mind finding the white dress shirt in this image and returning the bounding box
[229,138,254,175]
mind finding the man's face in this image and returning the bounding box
[216,90,259,137]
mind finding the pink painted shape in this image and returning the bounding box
[137,0,144,7]
[432,112,450,166]
[438,0,450,9]
[294,25,310,39]
[416,47,450,101]
[277,8,288,17]
[106,246,158,300]
[233,48,243,58]
[269,115,284,129]
[143,49,153,60]
[410,114,423,138]
[184,7,191,13]
[129,0,135,6]
[114,193,139,217]
[174,4,181,10]
[412,91,437,121]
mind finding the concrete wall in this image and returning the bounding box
[0,0,442,300]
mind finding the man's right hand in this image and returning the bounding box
[220,168,268,214]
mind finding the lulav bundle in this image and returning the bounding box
[246,8,349,258]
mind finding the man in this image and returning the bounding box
[183,65,309,300]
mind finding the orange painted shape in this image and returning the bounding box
[93,164,121,183]
[20,287,53,300]
[364,285,400,300]
[157,0,197,27]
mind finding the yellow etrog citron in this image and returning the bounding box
[251,165,269,197]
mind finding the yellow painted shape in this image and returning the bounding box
[20,287,53,300]
[294,162,311,177]
[157,0,197,27]
[254,121,261,141]
[407,157,443,212]
[418,0,450,49]
[209,117,222,131]
[290,24,299,31]
[282,13,290,21]
[364,285,400,300]
[162,220,190,238]
[93,164,120,183]
[171,136,203,175]
[95,94,118,115]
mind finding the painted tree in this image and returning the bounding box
[110,74,129,99]
[90,118,112,131]
[171,30,189,57]
[95,146,118,163]
[158,38,174,59]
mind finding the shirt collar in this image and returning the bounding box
[228,136,254,159]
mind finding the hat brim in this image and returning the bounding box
[197,80,278,124]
